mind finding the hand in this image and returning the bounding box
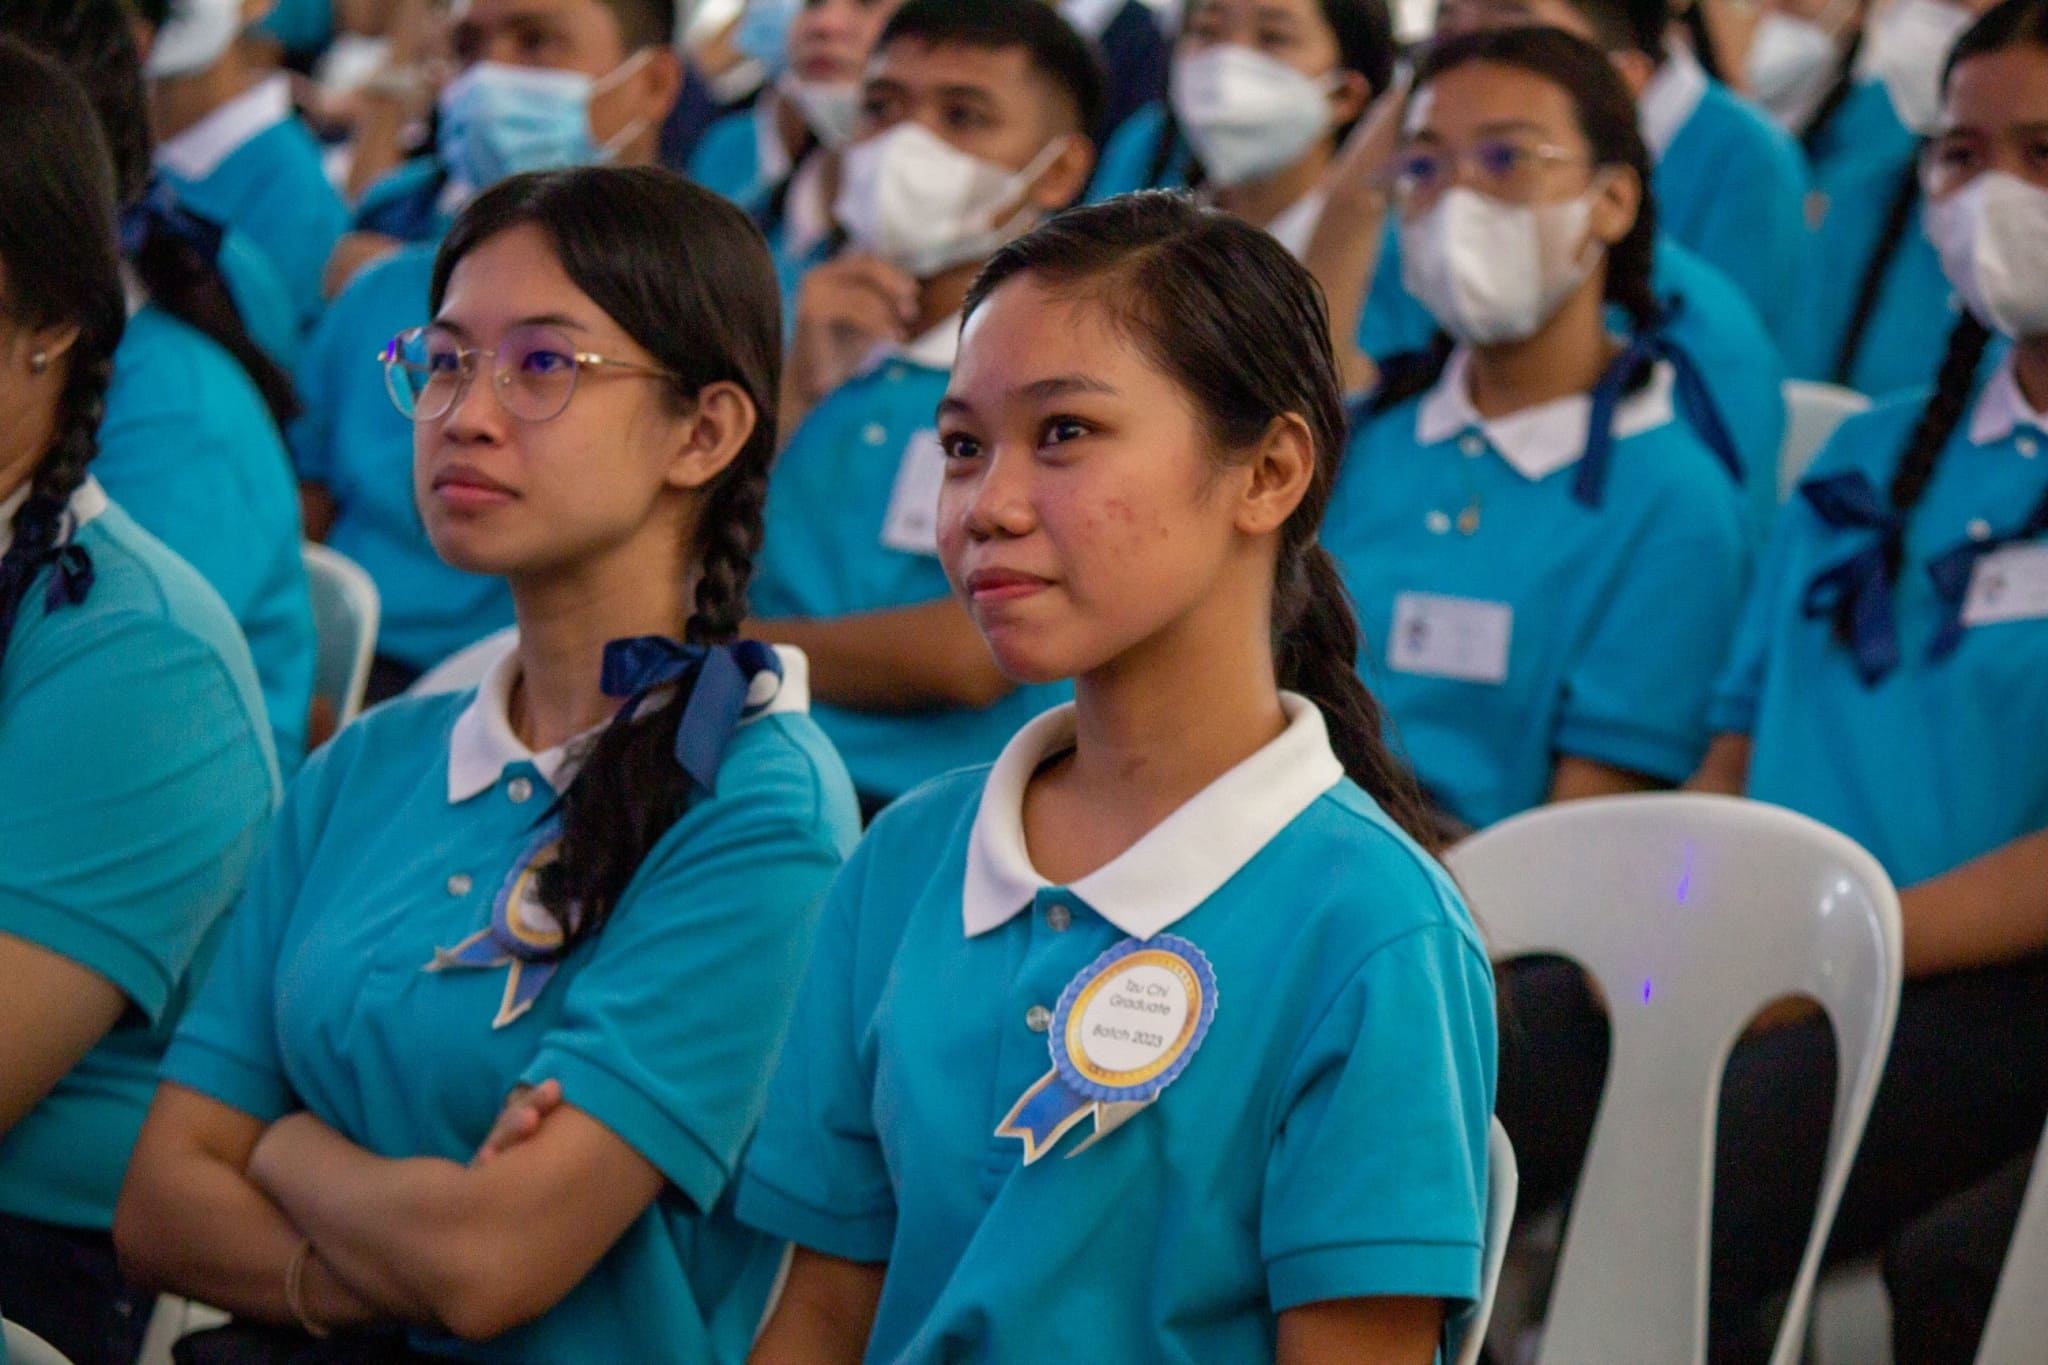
[787,253,921,410]
[1304,70,1414,393]
[246,1111,330,1201]
[1743,996,1823,1039]
[323,231,403,299]
[472,1079,565,1167]
[1319,66,1413,217]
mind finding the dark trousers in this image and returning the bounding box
[1496,953,2048,1364]
[1883,1148,2035,1364]
[172,1322,439,1365]
[0,1212,154,1365]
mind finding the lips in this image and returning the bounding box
[964,567,1052,602]
[430,462,517,507]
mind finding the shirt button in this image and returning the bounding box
[446,873,472,897]
[1426,509,1452,535]
[1045,904,1071,932]
[506,776,534,804]
[861,422,888,446]
[1968,518,1993,542]
[1025,1005,1053,1033]
[1458,433,1486,458]
[2018,434,2039,458]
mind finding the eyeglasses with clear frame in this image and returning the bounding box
[381,323,683,424]
[1389,137,1598,214]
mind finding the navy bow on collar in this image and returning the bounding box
[1799,470,1906,686]
[0,515,95,647]
[1576,305,1745,510]
[599,636,782,792]
[119,177,226,264]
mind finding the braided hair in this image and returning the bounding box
[0,39,127,677]
[1371,26,1663,414]
[968,192,1441,849]
[429,166,783,953]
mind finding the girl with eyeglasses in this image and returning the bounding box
[114,166,858,1364]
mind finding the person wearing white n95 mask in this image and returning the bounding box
[834,123,1069,277]
[1744,0,1858,131]
[1865,0,1977,132]
[1926,171,2048,338]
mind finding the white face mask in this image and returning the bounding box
[1926,172,2048,340]
[1170,45,1336,188]
[1865,0,1974,134]
[781,76,862,150]
[1400,186,1604,345]
[1747,11,1844,130]
[834,122,1065,279]
[147,0,243,79]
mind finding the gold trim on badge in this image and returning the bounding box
[1063,949,1204,1089]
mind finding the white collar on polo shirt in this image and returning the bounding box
[1416,345,1678,481]
[446,641,815,803]
[1969,352,2048,447]
[857,314,962,380]
[1637,41,1708,161]
[1059,0,1126,39]
[0,476,109,559]
[156,74,294,183]
[960,692,1345,940]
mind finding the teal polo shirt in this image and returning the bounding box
[98,303,316,769]
[1329,349,1749,829]
[1711,357,2048,886]
[162,645,859,1362]
[751,329,1070,800]
[738,695,1496,1361]
[0,480,277,1231]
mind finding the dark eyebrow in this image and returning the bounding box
[429,313,591,339]
[935,374,1120,424]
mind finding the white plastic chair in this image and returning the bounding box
[3,1320,75,1365]
[301,542,380,726]
[1447,1118,1520,1365]
[1780,381,1872,501]
[1975,1117,2048,1362]
[1446,793,1903,1365]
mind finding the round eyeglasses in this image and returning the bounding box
[381,323,682,424]
[1390,138,1595,213]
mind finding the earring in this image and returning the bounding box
[29,351,48,375]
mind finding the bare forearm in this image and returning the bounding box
[748,1250,885,1365]
[749,601,1013,711]
[1902,828,2048,977]
[1685,733,1752,795]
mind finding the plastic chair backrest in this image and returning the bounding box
[1448,1118,1520,1365]
[1974,1116,2048,1363]
[1780,381,1871,500]
[4,1320,75,1365]
[1445,794,1902,1365]
[301,542,380,726]
[408,625,517,697]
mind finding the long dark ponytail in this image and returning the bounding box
[1371,25,1662,414]
[965,191,1439,848]
[1,0,298,427]
[430,166,784,953]
[0,39,127,676]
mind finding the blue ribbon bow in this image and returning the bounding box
[1924,479,2048,661]
[0,511,96,645]
[1798,470,1907,685]
[1576,304,1745,510]
[599,636,782,792]
[118,177,226,264]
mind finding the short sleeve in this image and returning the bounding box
[734,834,898,1263]
[520,722,858,1215]
[0,610,274,1024]
[1558,488,1748,783]
[1262,922,1498,1310]
[1707,483,1812,736]
[287,280,356,486]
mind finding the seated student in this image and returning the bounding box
[143,0,349,337]
[737,189,1496,1365]
[1759,0,1997,395]
[1438,0,1808,345]
[0,42,278,1365]
[9,0,316,768]
[1325,26,1747,834]
[1058,0,1171,143]
[745,0,1098,811]
[296,0,683,699]
[1087,0,1393,260]
[115,166,859,1362]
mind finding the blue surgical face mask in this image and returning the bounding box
[436,54,652,189]
[732,0,801,78]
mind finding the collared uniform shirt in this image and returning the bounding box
[98,303,316,768]
[0,479,277,1231]
[751,321,1071,801]
[156,74,348,335]
[738,696,1496,1363]
[1329,349,1748,829]
[290,244,515,673]
[352,156,465,247]
[162,645,859,1363]
[1711,356,2048,886]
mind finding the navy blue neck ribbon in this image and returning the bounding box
[1925,473,2048,661]
[1575,303,1745,510]
[0,505,95,647]
[118,176,227,264]
[1799,470,1906,685]
[599,636,782,792]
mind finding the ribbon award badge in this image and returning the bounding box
[427,827,572,1028]
[996,934,1217,1163]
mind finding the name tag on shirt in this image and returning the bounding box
[1388,592,1513,684]
[880,429,948,557]
[1962,542,2048,627]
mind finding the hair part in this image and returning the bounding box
[878,0,1107,137]
[431,166,784,954]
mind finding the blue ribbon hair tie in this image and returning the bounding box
[1576,315,1745,510]
[118,177,227,264]
[1924,485,2048,661]
[1797,470,1907,685]
[599,636,782,792]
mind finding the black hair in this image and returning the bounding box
[1146,0,1398,192]
[878,0,1107,138]
[0,39,127,675]
[430,166,783,954]
[2,0,297,427]
[1798,26,1865,153]
[965,192,1440,849]
[1556,0,1669,60]
[1677,0,1723,79]
[1827,0,2048,649]
[598,0,679,51]
[1371,25,1662,412]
